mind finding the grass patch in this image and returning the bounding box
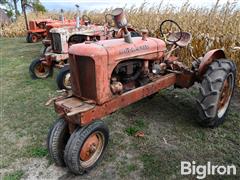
[126,164,137,172]
[125,119,146,136]
[3,170,24,180]
[26,146,48,158]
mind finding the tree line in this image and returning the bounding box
[0,0,46,20]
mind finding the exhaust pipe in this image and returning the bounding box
[75,4,80,28]
[60,9,64,24]
[111,8,132,43]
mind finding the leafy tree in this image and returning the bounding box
[0,0,20,18]
[20,0,47,30]
[32,0,46,13]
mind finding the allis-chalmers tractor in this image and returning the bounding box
[47,8,236,174]
[26,18,77,43]
[29,11,140,90]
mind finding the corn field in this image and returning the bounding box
[1,1,239,86]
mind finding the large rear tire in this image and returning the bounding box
[197,59,236,128]
[64,120,109,175]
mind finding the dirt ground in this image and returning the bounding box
[0,38,240,180]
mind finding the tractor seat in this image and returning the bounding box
[167,32,192,47]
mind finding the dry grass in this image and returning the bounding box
[1,1,239,85]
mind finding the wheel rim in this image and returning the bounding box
[32,35,38,42]
[34,62,50,78]
[63,73,71,89]
[217,73,234,118]
[79,132,105,168]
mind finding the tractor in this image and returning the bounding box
[26,19,55,43]
[29,10,140,90]
[26,19,76,43]
[46,8,236,174]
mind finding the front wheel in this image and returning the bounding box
[47,118,70,166]
[196,59,236,128]
[56,65,71,90]
[29,59,53,79]
[64,120,109,175]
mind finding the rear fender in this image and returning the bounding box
[198,49,226,77]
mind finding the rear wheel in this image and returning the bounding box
[28,33,38,43]
[47,118,70,166]
[197,59,236,127]
[29,59,53,79]
[64,120,109,175]
[56,65,71,90]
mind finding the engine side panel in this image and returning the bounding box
[69,37,166,105]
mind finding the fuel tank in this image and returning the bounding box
[68,37,166,105]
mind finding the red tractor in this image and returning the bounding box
[47,8,236,174]
[29,11,140,90]
[26,19,76,43]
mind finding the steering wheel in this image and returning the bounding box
[159,19,182,43]
[82,15,91,24]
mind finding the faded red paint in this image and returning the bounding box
[198,49,226,76]
[55,73,176,126]
[69,37,166,104]
[27,19,76,42]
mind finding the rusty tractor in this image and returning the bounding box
[39,15,92,56]
[46,8,236,174]
[26,17,77,43]
[29,10,140,90]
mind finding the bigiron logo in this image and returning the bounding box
[181,161,237,179]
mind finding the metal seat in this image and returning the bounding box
[168,32,192,47]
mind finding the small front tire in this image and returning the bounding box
[64,120,109,175]
[56,65,71,90]
[47,118,70,166]
[29,59,53,79]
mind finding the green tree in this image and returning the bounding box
[0,0,20,18]
[32,0,46,13]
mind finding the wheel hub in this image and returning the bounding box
[80,133,99,161]
[217,73,234,118]
[34,63,50,78]
[63,73,71,89]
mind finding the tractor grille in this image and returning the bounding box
[51,33,62,52]
[69,55,97,100]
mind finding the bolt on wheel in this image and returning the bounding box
[80,132,105,168]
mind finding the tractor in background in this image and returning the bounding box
[29,9,140,90]
[26,19,77,43]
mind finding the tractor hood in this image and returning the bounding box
[50,25,106,37]
[69,37,166,105]
[69,37,166,63]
